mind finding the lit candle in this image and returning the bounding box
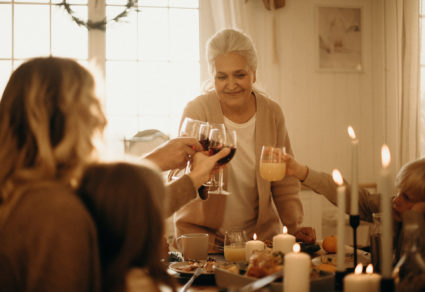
[333,169,346,272]
[347,126,359,215]
[344,264,381,292]
[284,243,310,292]
[380,144,393,278]
[245,233,264,261]
[272,226,295,254]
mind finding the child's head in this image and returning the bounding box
[393,158,425,221]
[77,161,174,292]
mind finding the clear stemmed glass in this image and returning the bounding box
[168,118,207,182]
[179,117,208,174]
[207,127,237,195]
[259,146,286,181]
[200,123,226,188]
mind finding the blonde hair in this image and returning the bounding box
[395,158,425,202]
[0,57,106,203]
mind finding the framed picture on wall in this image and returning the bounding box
[316,5,363,72]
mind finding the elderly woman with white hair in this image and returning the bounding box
[174,28,314,250]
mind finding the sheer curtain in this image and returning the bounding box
[398,0,422,165]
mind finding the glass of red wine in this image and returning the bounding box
[169,117,208,182]
[207,127,237,195]
[200,123,226,188]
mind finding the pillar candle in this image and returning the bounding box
[347,126,359,215]
[245,233,264,261]
[272,226,295,254]
[344,264,381,292]
[284,243,310,292]
[333,169,346,272]
[380,144,393,278]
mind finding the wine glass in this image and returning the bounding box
[168,118,207,182]
[200,123,226,188]
[259,146,286,181]
[179,117,208,174]
[207,127,237,195]
[224,230,248,262]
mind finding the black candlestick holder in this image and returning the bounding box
[349,214,360,268]
[334,270,346,291]
[381,277,394,292]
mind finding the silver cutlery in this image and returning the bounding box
[237,270,282,292]
[180,266,203,292]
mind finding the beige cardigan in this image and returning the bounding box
[173,91,303,246]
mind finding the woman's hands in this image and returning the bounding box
[188,148,231,189]
[143,137,202,171]
[283,153,309,182]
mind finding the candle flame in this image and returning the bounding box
[347,126,356,139]
[381,144,391,168]
[332,169,343,186]
[366,264,373,274]
[253,233,257,240]
[354,263,363,275]
[283,226,288,234]
[293,243,300,253]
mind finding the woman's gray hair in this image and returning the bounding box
[206,28,258,76]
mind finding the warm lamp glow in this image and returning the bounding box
[366,264,374,274]
[354,263,363,275]
[347,126,357,140]
[253,233,257,240]
[381,145,391,168]
[293,243,300,253]
[332,169,344,186]
[283,226,288,234]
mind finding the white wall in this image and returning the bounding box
[200,0,400,188]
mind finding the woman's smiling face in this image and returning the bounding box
[213,52,256,109]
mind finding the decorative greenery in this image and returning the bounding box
[57,0,139,31]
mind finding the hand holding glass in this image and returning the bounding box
[260,146,286,181]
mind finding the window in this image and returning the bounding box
[0,0,200,153]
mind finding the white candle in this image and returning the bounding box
[348,126,359,215]
[344,264,381,292]
[272,226,295,254]
[284,243,310,292]
[245,233,264,261]
[333,169,346,272]
[380,144,393,278]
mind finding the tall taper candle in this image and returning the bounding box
[333,169,346,272]
[348,126,359,215]
[380,144,393,278]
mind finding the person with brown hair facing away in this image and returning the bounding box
[0,56,229,292]
[0,57,107,292]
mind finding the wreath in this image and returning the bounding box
[57,0,139,31]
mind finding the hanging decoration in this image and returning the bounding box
[57,0,139,31]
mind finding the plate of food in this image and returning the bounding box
[214,249,334,292]
[168,258,220,276]
[312,236,371,272]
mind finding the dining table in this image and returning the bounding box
[167,242,372,292]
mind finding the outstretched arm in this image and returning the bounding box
[143,137,202,171]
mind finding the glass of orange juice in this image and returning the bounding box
[224,230,248,262]
[260,146,286,181]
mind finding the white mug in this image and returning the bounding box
[177,233,209,260]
